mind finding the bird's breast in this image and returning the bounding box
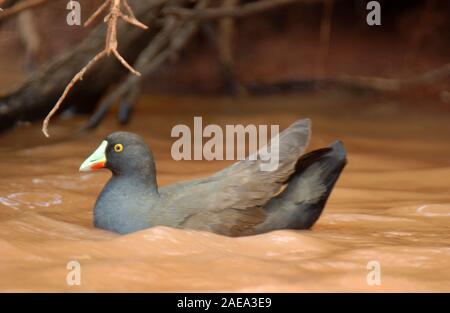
[93,177,154,234]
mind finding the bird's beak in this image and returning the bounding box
[79,140,108,172]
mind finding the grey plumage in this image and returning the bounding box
[85,119,347,236]
[255,142,347,234]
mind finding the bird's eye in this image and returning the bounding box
[114,144,124,153]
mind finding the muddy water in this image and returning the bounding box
[0,94,449,292]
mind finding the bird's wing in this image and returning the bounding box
[155,119,311,235]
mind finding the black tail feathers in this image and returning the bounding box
[257,141,347,233]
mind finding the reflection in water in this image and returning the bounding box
[0,94,449,291]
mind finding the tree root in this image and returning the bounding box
[0,0,166,133]
[0,0,448,136]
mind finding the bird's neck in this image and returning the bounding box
[111,169,159,195]
[95,173,158,234]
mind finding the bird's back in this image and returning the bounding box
[151,119,313,235]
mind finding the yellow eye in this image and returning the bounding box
[114,144,124,153]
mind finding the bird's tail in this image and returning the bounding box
[257,141,347,233]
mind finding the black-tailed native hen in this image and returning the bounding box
[80,119,346,236]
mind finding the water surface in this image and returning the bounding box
[0,94,449,291]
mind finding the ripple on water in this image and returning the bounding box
[415,204,450,217]
[32,174,96,190]
[384,203,450,217]
[0,192,62,211]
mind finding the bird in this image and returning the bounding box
[79,119,347,236]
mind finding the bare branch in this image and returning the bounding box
[82,17,181,129]
[163,0,325,20]
[123,0,136,19]
[42,50,108,137]
[42,0,149,137]
[83,0,210,129]
[0,0,50,22]
[84,0,110,27]
[112,49,141,76]
[118,82,141,125]
[336,63,450,91]
[119,12,148,29]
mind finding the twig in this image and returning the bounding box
[163,0,324,20]
[336,63,450,91]
[118,82,140,124]
[83,0,209,130]
[83,0,110,27]
[122,0,136,19]
[82,16,181,129]
[42,0,148,137]
[249,63,450,94]
[0,0,50,22]
[41,51,107,137]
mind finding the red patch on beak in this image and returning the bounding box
[90,161,106,170]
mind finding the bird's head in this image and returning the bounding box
[79,131,154,176]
